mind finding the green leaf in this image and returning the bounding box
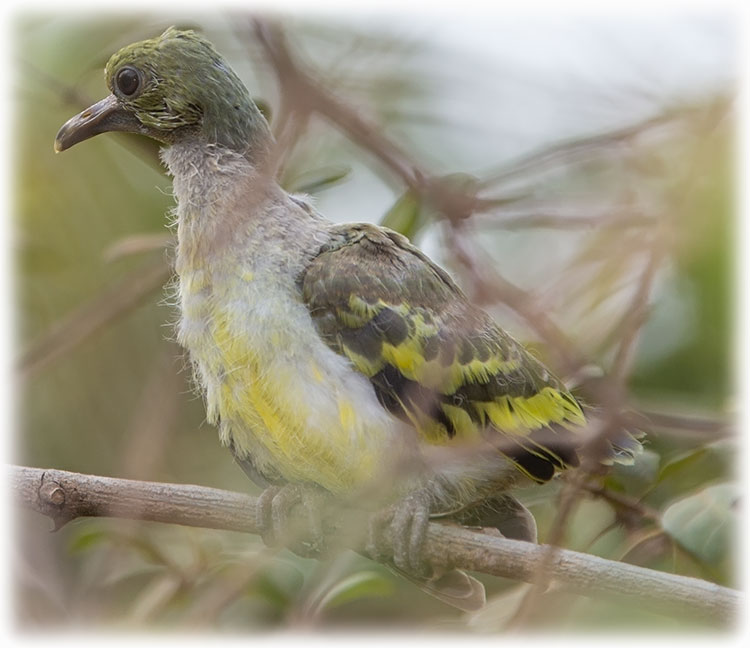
[315,570,394,612]
[645,439,735,508]
[68,528,111,553]
[252,559,305,610]
[662,482,738,565]
[287,166,351,194]
[380,189,423,239]
[607,448,661,497]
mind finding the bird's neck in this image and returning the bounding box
[162,139,264,210]
[160,140,327,276]
[161,141,271,268]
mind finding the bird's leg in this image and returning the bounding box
[256,483,329,557]
[366,488,434,577]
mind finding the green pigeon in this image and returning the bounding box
[55,27,640,611]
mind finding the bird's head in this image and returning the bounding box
[55,27,271,158]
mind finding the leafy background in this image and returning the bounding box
[13,9,737,631]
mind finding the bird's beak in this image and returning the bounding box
[54,94,143,152]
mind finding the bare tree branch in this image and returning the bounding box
[12,465,739,624]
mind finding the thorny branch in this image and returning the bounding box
[12,465,739,624]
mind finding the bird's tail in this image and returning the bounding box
[391,565,486,612]
[587,407,646,466]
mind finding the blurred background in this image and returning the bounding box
[12,6,737,632]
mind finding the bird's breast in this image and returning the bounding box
[177,257,400,495]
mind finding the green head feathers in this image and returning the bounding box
[55,27,272,156]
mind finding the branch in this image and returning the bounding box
[640,409,734,440]
[479,108,687,189]
[251,18,423,192]
[477,207,657,231]
[445,223,585,375]
[12,465,738,624]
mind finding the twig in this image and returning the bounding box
[252,19,423,192]
[104,233,173,262]
[506,463,589,628]
[509,96,733,627]
[609,236,664,386]
[446,223,585,375]
[477,207,657,231]
[580,480,661,523]
[479,109,683,188]
[12,465,739,624]
[639,409,733,440]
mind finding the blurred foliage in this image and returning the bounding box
[13,11,736,633]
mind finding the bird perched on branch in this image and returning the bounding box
[55,27,640,611]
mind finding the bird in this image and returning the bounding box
[55,27,641,611]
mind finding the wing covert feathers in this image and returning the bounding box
[301,224,595,483]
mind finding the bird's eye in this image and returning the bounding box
[116,67,141,96]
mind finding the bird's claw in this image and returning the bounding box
[256,484,328,557]
[256,484,284,547]
[367,489,433,577]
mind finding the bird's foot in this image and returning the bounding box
[366,489,433,577]
[256,484,329,557]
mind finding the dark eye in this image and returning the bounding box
[116,67,140,96]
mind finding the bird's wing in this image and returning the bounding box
[300,223,586,483]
